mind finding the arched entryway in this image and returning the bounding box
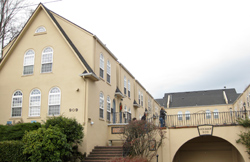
[173,136,244,162]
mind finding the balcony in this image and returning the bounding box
[165,110,249,128]
[108,112,132,124]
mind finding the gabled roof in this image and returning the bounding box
[0,3,95,76]
[157,88,240,108]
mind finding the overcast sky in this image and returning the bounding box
[29,0,250,98]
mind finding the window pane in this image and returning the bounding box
[42,53,52,63]
[30,106,40,116]
[12,97,22,107]
[23,65,34,75]
[49,105,60,115]
[12,107,21,117]
[41,63,52,73]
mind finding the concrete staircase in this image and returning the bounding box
[83,146,123,162]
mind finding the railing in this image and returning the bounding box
[165,110,250,127]
[109,112,132,124]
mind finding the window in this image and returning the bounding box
[100,53,104,79]
[128,107,131,122]
[213,109,219,119]
[141,93,143,106]
[35,26,46,33]
[107,96,111,121]
[29,89,41,117]
[178,111,183,120]
[128,80,131,98]
[138,91,141,105]
[124,76,127,95]
[11,91,23,117]
[23,50,35,75]
[185,111,190,120]
[148,99,151,114]
[124,105,127,123]
[41,47,53,73]
[48,87,61,115]
[99,92,104,119]
[206,110,211,119]
[107,60,111,83]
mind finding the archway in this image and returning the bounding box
[173,136,244,162]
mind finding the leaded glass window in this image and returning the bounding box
[29,89,41,116]
[41,47,53,73]
[23,50,35,75]
[11,91,23,117]
[48,87,61,115]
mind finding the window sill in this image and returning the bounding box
[99,118,105,121]
[106,82,111,86]
[9,117,22,120]
[22,74,34,77]
[34,32,47,36]
[99,77,105,82]
[27,116,41,119]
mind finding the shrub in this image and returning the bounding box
[0,140,27,162]
[44,116,83,144]
[22,127,71,162]
[122,120,166,161]
[0,122,41,141]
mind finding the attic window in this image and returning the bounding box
[35,26,46,34]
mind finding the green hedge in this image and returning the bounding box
[0,140,27,162]
[0,122,41,141]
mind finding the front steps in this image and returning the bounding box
[83,146,123,162]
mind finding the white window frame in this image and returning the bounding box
[213,109,219,119]
[29,89,41,117]
[178,111,183,121]
[41,47,53,73]
[107,96,111,121]
[100,53,104,79]
[128,80,131,98]
[138,90,141,105]
[141,93,143,106]
[35,26,46,33]
[99,92,104,119]
[124,76,127,95]
[23,49,35,75]
[11,90,23,117]
[206,109,211,119]
[48,87,61,116]
[185,111,190,120]
[107,60,111,83]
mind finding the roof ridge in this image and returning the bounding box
[42,4,95,74]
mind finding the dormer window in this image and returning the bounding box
[35,26,46,33]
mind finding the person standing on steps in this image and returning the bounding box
[160,108,166,127]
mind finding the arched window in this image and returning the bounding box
[124,76,127,95]
[124,105,127,123]
[11,91,23,117]
[178,111,183,120]
[41,47,53,73]
[29,89,41,117]
[107,60,111,83]
[213,109,219,119]
[138,90,141,105]
[128,107,131,122]
[35,26,46,33]
[99,53,104,79]
[99,92,104,119]
[128,80,131,98]
[107,96,111,121]
[48,87,61,115]
[206,110,211,119]
[23,49,35,75]
[185,111,190,120]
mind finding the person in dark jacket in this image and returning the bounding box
[141,112,147,120]
[160,108,166,127]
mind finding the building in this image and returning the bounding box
[0,3,249,162]
[0,3,161,157]
[156,87,250,162]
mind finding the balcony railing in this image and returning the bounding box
[109,110,249,128]
[109,112,132,124]
[165,110,250,127]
